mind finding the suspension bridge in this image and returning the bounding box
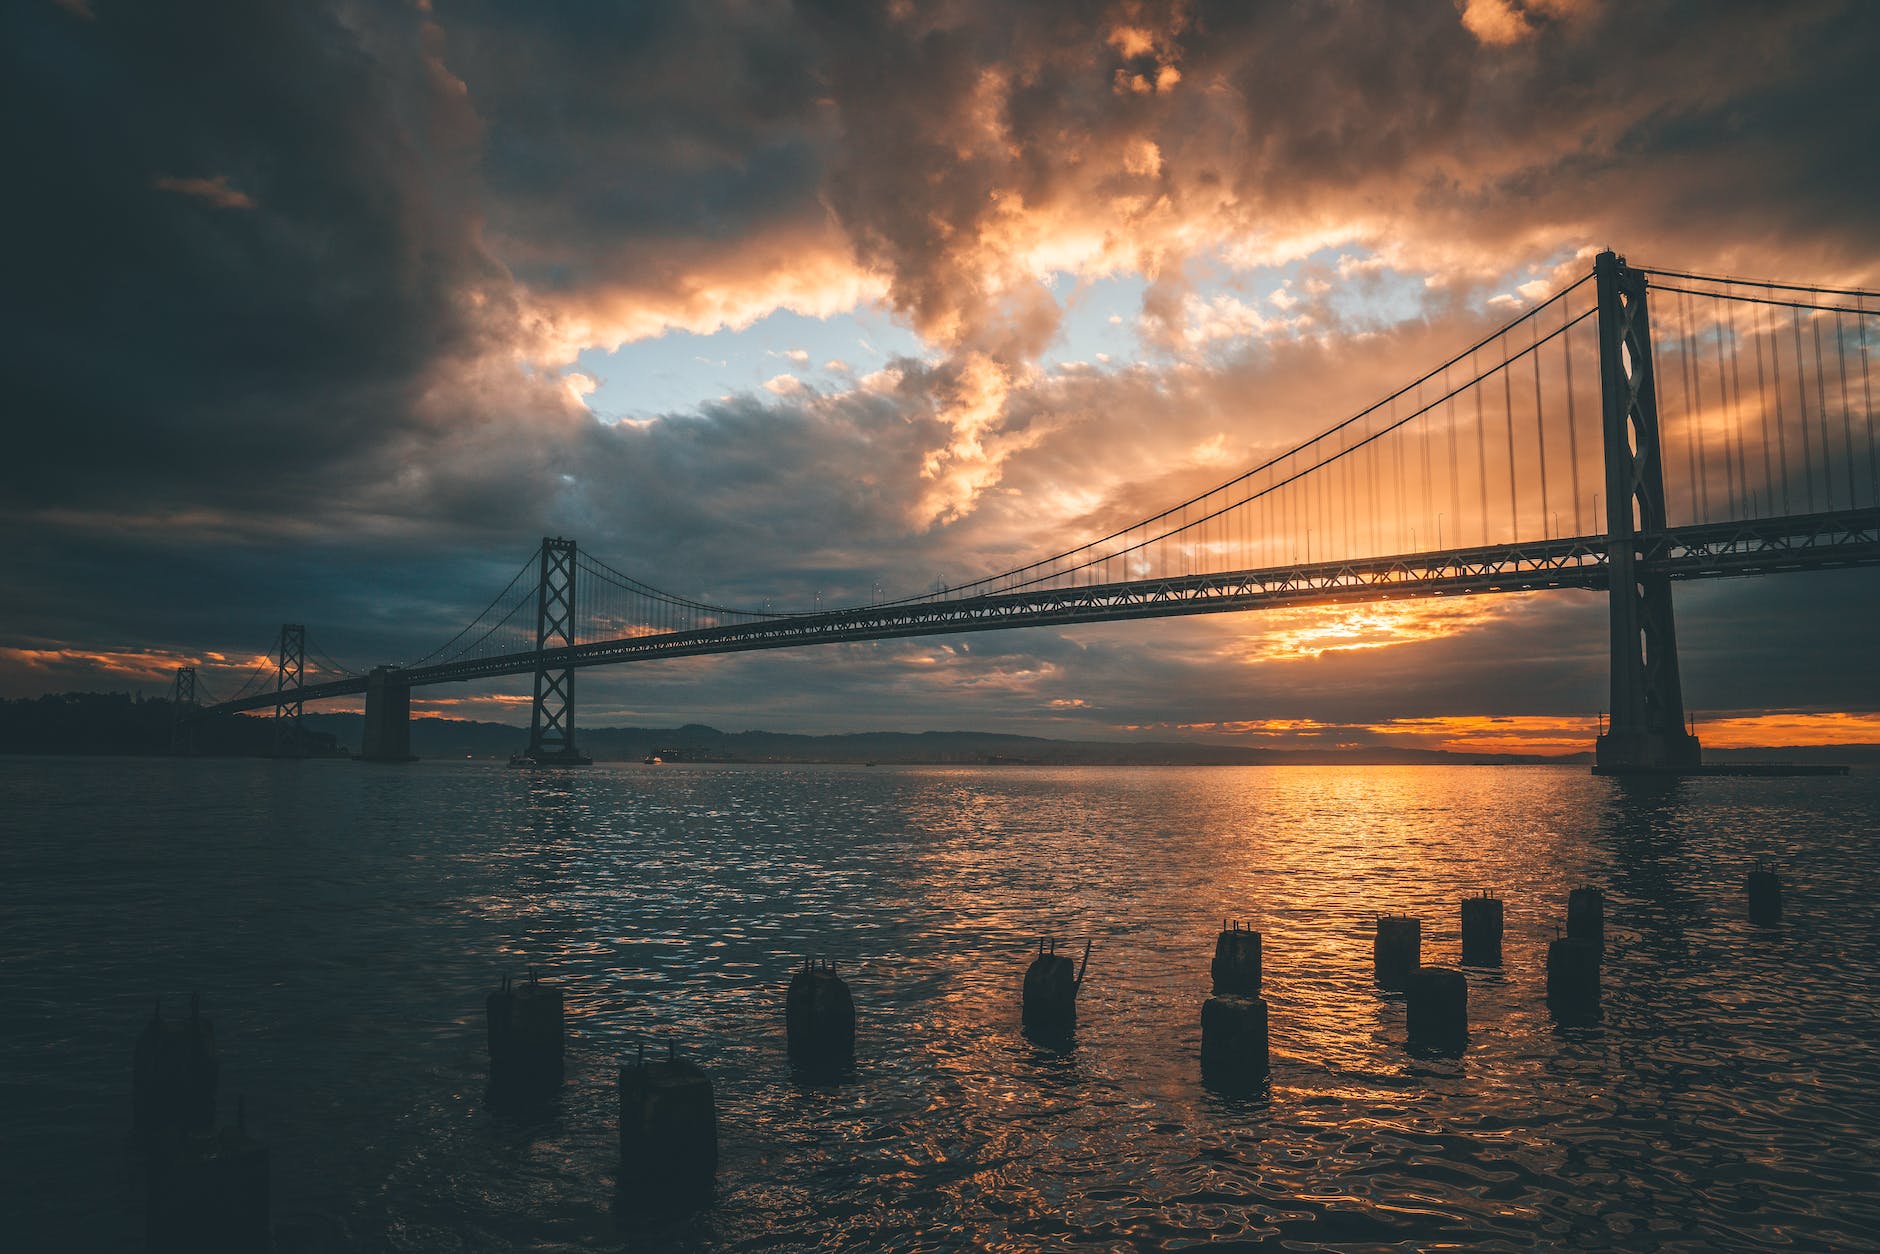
[173,253,1880,774]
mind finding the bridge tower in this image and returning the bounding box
[523,536,590,766]
[1593,251,1702,774]
[169,665,197,755]
[273,623,306,758]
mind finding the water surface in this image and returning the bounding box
[2,758,1876,1250]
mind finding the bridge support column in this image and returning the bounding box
[361,666,415,762]
[522,536,590,766]
[1593,251,1702,775]
[272,624,306,758]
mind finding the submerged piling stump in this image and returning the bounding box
[786,958,855,1076]
[1199,994,1269,1085]
[1373,916,1421,992]
[619,1047,717,1212]
[1747,863,1783,926]
[132,994,219,1154]
[1210,922,1262,996]
[1459,894,1504,967]
[1567,887,1605,949]
[1546,935,1602,1021]
[144,1099,270,1254]
[1022,939,1089,1040]
[1405,966,1469,1054]
[486,970,564,1099]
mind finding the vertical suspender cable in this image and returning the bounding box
[1673,288,1698,521]
[1794,309,1816,510]
[1813,316,1833,509]
[1419,379,1434,546]
[1502,352,1518,543]
[1725,299,1753,515]
[1858,294,1877,502]
[1834,311,1856,507]
[1393,398,1407,550]
[1474,355,1489,545]
[1684,290,1712,522]
[1564,303,1584,534]
[1445,366,1461,545]
[1713,293,1740,516]
[1768,303,1791,513]
[1750,302,1776,513]
[1531,314,1550,535]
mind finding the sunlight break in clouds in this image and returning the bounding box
[1229,601,1515,662]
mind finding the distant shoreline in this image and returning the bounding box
[5,694,1876,767]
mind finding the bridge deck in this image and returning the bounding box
[202,507,1880,716]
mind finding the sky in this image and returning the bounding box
[4,0,1879,754]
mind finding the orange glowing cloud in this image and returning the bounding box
[510,227,883,370]
[152,173,256,210]
[1148,710,1880,756]
[1687,711,1880,749]
[0,646,200,685]
[1230,598,1515,661]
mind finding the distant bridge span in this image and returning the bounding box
[201,508,1880,715]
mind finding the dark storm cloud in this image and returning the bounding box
[1,0,504,514]
[2,0,1877,741]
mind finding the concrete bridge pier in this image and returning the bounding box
[361,667,415,762]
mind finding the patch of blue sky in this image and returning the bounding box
[571,304,929,423]
[1038,270,1149,371]
[1203,243,1431,329]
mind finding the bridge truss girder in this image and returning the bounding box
[194,508,1880,725]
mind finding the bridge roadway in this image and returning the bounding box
[204,506,1880,717]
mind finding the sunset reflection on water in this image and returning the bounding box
[2,759,1876,1250]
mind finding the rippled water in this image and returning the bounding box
[3,758,1878,1251]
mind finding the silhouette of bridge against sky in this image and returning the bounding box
[176,253,1880,774]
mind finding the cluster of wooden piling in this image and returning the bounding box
[132,862,1788,1228]
[130,995,269,1253]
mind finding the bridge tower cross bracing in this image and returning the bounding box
[524,536,590,765]
[1593,251,1703,774]
[169,665,196,756]
[273,623,306,758]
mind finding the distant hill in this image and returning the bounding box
[0,691,342,757]
[302,712,1578,766]
[3,693,1873,766]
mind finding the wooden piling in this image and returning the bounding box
[1567,887,1605,948]
[1210,921,1262,996]
[486,970,564,1099]
[1373,916,1421,991]
[1405,966,1468,1054]
[1022,939,1089,1040]
[619,1046,717,1211]
[1459,894,1504,967]
[143,1097,269,1254]
[1747,862,1782,926]
[1546,935,1601,1021]
[1199,994,1269,1084]
[132,994,219,1154]
[786,957,856,1076]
